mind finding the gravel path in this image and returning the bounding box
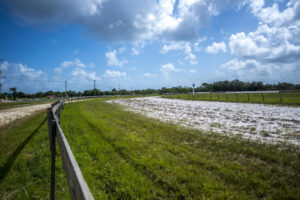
[0,104,51,127]
[107,97,300,146]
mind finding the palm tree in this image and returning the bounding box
[9,87,17,100]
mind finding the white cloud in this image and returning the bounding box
[229,0,300,63]
[160,63,180,72]
[205,42,226,53]
[131,48,140,55]
[105,50,128,67]
[103,70,127,79]
[160,63,181,78]
[160,42,198,64]
[143,73,156,77]
[222,0,300,82]
[0,61,9,70]
[19,64,43,78]
[71,68,100,80]
[189,69,197,73]
[219,58,300,82]
[54,58,87,73]
[0,61,46,93]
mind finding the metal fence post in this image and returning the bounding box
[47,108,56,200]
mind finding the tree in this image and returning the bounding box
[9,87,17,100]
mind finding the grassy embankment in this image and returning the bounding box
[0,112,70,199]
[162,92,300,105]
[59,99,300,199]
[0,100,56,110]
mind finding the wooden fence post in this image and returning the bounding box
[279,91,282,103]
[225,94,228,101]
[261,92,265,102]
[247,93,250,101]
[210,92,212,100]
[235,93,239,101]
[47,108,56,200]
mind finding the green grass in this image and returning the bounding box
[162,92,300,105]
[0,100,56,110]
[0,112,70,199]
[58,99,300,199]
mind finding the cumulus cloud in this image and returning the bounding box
[105,50,128,67]
[160,42,198,64]
[220,58,300,82]
[229,0,300,63]
[160,63,181,78]
[3,0,247,42]
[189,69,197,73]
[143,73,156,77]
[71,68,100,80]
[0,61,45,93]
[221,0,300,82]
[103,70,127,79]
[54,58,87,73]
[131,48,140,55]
[205,42,226,53]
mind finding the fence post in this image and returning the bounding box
[235,93,239,101]
[47,108,56,200]
[247,93,250,101]
[210,92,212,100]
[225,94,228,101]
[279,91,282,103]
[261,92,265,102]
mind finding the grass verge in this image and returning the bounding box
[60,98,300,199]
[0,112,70,199]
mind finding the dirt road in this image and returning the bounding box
[0,103,51,127]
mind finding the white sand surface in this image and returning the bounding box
[107,97,300,146]
[0,104,50,127]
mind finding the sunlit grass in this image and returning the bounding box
[0,112,70,199]
[60,99,300,199]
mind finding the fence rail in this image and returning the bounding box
[47,98,94,200]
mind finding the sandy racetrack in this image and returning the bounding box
[0,104,51,127]
[107,97,300,146]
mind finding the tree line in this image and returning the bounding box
[1,80,299,99]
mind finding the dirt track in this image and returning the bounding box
[108,97,300,146]
[0,103,51,127]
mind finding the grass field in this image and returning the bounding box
[162,92,300,105]
[60,99,300,199]
[0,100,56,110]
[1,98,300,199]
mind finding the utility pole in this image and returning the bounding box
[192,83,195,95]
[65,81,68,97]
[94,80,96,96]
[0,59,7,97]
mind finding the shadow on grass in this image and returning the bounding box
[0,117,47,184]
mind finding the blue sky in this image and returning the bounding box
[0,0,299,93]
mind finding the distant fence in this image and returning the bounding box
[46,98,94,200]
[164,90,300,104]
